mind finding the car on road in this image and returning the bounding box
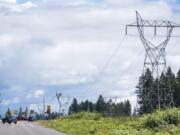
[28,116,36,122]
[17,116,28,121]
[2,116,17,124]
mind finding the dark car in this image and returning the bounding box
[2,116,17,124]
[17,116,28,121]
[28,116,36,122]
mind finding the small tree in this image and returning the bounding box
[96,95,106,114]
[69,98,78,114]
[25,107,28,117]
[19,106,22,117]
[124,100,131,116]
[6,108,12,117]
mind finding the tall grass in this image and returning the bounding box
[40,108,180,135]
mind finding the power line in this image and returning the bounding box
[84,36,127,94]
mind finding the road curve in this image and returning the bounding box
[0,121,66,135]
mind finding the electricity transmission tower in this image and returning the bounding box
[126,11,180,110]
[56,93,62,114]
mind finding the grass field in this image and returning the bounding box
[40,108,180,135]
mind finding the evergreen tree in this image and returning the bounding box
[177,70,180,82]
[6,108,12,117]
[124,100,131,116]
[78,101,85,112]
[18,106,22,117]
[96,95,106,113]
[119,102,124,116]
[106,99,113,116]
[136,67,177,114]
[84,100,90,112]
[174,69,180,106]
[136,69,155,114]
[159,73,167,108]
[69,98,78,114]
[164,67,176,107]
[88,102,95,112]
[78,100,90,112]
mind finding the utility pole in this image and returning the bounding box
[126,11,180,110]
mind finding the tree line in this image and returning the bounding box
[69,95,131,117]
[5,107,33,117]
[136,67,180,114]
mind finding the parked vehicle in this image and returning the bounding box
[17,116,28,121]
[2,116,17,124]
[28,116,36,122]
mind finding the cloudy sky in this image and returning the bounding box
[0,0,180,114]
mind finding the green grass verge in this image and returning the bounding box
[39,108,180,135]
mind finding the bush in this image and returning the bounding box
[143,116,162,129]
[163,109,180,125]
[142,108,180,129]
[68,112,102,121]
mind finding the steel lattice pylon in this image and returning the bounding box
[126,11,180,110]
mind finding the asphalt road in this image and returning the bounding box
[0,121,66,135]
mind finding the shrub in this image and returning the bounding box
[142,108,180,129]
[163,109,180,125]
[143,116,162,129]
[68,112,102,121]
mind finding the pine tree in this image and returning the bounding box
[124,100,131,116]
[164,67,176,107]
[96,95,106,113]
[136,69,155,114]
[119,102,124,116]
[84,100,90,112]
[19,106,22,117]
[174,69,180,106]
[106,99,113,116]
[69,98,78,114]
[6,108,12,117]
[88,102,95,112]
[177,69,180,82]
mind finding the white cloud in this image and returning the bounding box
[34,90,44,98]
[21,1,37,8]
[2,99,11,105]
[0,0,36,15]
[1,97,20,106]
[0,0,16,3]
[104,0,143,6]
